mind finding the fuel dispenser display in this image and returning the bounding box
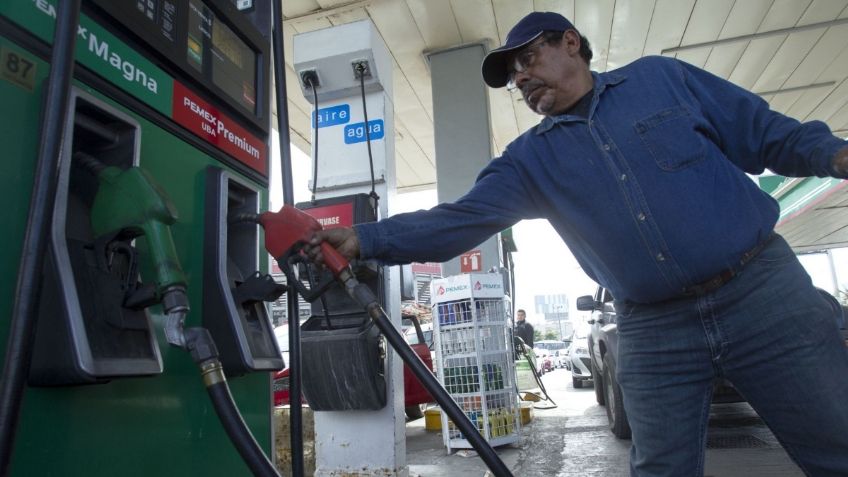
[0,1,282,475]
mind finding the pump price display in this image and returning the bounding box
[186,0,256,113]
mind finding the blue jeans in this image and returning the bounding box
[615,235,848,476]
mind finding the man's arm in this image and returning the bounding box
[311,151,540,265]
[675,59,848,179]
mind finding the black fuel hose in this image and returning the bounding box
[185,328,280,477]
[0,1,81,474]
[270,1,304,473]
[347,280,513,477]
[206,379,279,477]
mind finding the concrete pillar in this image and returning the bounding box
[427,44,504,277]
[293,21,406,477]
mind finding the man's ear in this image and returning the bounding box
[564,30,581,55]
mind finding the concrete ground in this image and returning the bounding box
[406,367,803,477]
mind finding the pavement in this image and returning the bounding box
[406,367,803,477]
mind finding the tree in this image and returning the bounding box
[544,330,557,340]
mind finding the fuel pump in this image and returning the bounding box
[0,0,284,475]
[243,204,513,477]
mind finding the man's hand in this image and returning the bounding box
[832,145,848,178]
[305,227,361,266]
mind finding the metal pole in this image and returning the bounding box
[0,1,81,474]
[271,2,304,475]
[827,249,840,296]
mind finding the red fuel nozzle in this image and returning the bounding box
[258,205,350,278]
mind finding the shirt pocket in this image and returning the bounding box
[634,106,706,171]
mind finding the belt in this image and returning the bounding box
[680,233,776,297]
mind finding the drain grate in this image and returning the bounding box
[706,434,769,449]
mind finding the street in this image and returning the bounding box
[406,367,803,477]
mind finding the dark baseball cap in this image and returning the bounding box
[481,11,576,88]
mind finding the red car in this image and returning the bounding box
[401,315,435,419]
[273,315,435,420]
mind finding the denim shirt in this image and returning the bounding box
[355,56,847,304]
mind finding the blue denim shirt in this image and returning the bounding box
[355,56,847,304]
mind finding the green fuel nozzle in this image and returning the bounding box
[79,153,190,346]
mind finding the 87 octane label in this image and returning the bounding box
[1,46,36,92]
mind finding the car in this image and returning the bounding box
[567,330,593,389]
[578,287,628,438]
[532,347,555,374]
[272,324,298,407]
[401,316,436,419]
[535,339,570,368]
[578,285,746,440]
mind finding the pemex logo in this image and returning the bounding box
[474,281,482,290]
[437,286,445,295]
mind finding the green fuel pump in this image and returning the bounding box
[0,0,284,475]
[82,153,190,345]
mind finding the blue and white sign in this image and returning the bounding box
[344,119,384,144]
[312,104,350,128]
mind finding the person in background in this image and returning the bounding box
[514,309,534,349]
[307,11,848,477]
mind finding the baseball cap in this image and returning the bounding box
[481,11,576,88]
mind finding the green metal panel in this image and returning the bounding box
[0,34,272,476]
[0,0,173,114]
[772,176,842,223]
[756,175,786,196]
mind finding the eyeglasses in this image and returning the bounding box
[506,39,548,91]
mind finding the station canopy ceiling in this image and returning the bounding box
[275,0,848,250]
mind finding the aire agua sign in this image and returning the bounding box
[312,103,384,145]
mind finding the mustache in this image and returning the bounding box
[520,79,546,98]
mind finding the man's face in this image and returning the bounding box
[517,311,526,322]
[508,30,589,116]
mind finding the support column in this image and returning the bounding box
[428,44,504,278]
[293,20,405,477]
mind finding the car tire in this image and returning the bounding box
[602,353,631,439]
[592,359,606,406]
[405,404,425,420]
[572,377,582,389]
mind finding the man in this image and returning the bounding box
[513,309,534,349]
[307,11,848,477]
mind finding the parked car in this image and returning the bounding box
[532,347,555,374]
[567,329,593,389]
[578,287,628,438]
[401,316,436,419]
[535,339,570,368]
[272,325,296,407]
[578,286,745,440]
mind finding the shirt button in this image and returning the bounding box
[620,174,627,181]
[656,253,665,262]
[637,213,646,221]
[603,144,611,151]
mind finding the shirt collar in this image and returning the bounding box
[535,71,627,134]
